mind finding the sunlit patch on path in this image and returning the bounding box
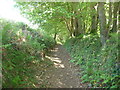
[46,55,65,69]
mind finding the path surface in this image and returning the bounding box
[41,44,85,88]
[34,44,86,88]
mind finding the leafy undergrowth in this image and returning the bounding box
[1,19,55,88]
[64,33,119,88]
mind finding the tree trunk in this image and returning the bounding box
[90,4,97,34]
[112,2,119,32]
[73,16,79,36]
[107,2,112,34]
[91,16,97,34]
[67,3,74,37]
[78,18,83,34]
[54,32,57,41]
[64,18,73,37]
[98,2,107,46]
[72,2,81,37]
[70,16,74,37]
[118,3,120,32]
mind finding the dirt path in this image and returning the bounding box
[39,44,85,88]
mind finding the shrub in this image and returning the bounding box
[1,19,55,87]
[64,33,119,88]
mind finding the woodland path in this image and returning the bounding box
[35,44,86,88]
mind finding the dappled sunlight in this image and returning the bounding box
[50,47,59,52]
[46,54,65,69]
[57,42,63,45]
[54,47,59,51]
[54,63,65,68]
[52,59,62,63]
[32,84,37,88]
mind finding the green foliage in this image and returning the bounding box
[64,34,119,88]
[1,19,55,88]
[3,45,36,88]
[1,1,119,88]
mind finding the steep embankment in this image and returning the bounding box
[64,34,119,88]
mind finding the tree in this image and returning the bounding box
[16,2,118,45]
[16,2,92,38]
[98,2,108,46]
[90,3,98,34]
[111,2,119,32]
[107,2,112,34]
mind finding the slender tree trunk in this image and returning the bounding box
[78,18,83,34]
[118,4,120,32]
[98,2,107,46]
[72,2,81,37]
[107,2,112,34]
[90,4,97,34]
[71,2,84,37]
[112,2,119,32]
[73,16,79,36]
[67,3,74,37]
[54,32,57,41]
[82,21,85,34]
[70,16,74,37]
[91,16,97,34]
[64,18,73,37]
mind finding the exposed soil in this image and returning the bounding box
[34,44,86,88]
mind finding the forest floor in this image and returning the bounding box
[33,44,86,88]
